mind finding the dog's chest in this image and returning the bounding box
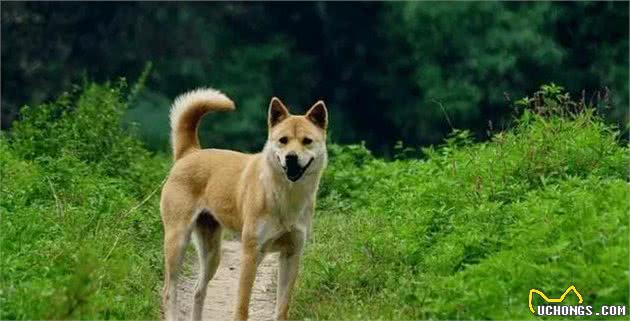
[256,185,313,249]
[270,187,310,226]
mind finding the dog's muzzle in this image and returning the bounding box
[283,154,314,182]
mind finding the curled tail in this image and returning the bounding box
[170,88,235,160]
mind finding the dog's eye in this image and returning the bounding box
[279,137,288,144]
[302,137,313,145]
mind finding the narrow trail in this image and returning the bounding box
[177,241,278,321]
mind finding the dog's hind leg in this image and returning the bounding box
[191,211,223,321]
[162,218,193,321]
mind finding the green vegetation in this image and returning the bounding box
[1,82,169,319]
[3,2,628,154]
[3,2,628,319]
[1,83,628,319]
[294,85,629,319]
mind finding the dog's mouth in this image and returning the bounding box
[283,157,314,182]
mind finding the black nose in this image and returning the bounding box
[285,153,298,166]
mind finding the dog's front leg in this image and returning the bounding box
[234,237,261,321]
[276,233,304,320]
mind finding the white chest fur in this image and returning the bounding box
[272,182,313,227]
[256,178,316,251]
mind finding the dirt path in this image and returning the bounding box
[177,241,278,321]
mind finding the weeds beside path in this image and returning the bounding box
[2,82,628,320]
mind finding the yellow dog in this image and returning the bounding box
[160,88,328,321]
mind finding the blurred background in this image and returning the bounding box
[2,1,628,156]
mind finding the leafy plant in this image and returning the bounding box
[1,81,168,319]
[295,84,629,320]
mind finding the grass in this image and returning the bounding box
[1,82,169,319]
[1,82,628,319]
[293,86,629,319]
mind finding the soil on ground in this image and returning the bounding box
[176,241,278,321]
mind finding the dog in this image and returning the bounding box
[160,88,328,321]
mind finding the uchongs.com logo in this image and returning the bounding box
[528,285,627,317]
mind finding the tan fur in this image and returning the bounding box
[160,89,328,321]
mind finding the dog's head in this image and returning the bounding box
[265,97,328,182]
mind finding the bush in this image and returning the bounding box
[294,85,629,320]
[2,81,627,320]
[1,82,169,319]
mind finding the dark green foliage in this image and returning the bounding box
[378,2,629,149]
[2,2,628,154]
[294,85,629,319]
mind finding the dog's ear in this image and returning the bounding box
[306,100,327,130]
[268,97,290,128]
